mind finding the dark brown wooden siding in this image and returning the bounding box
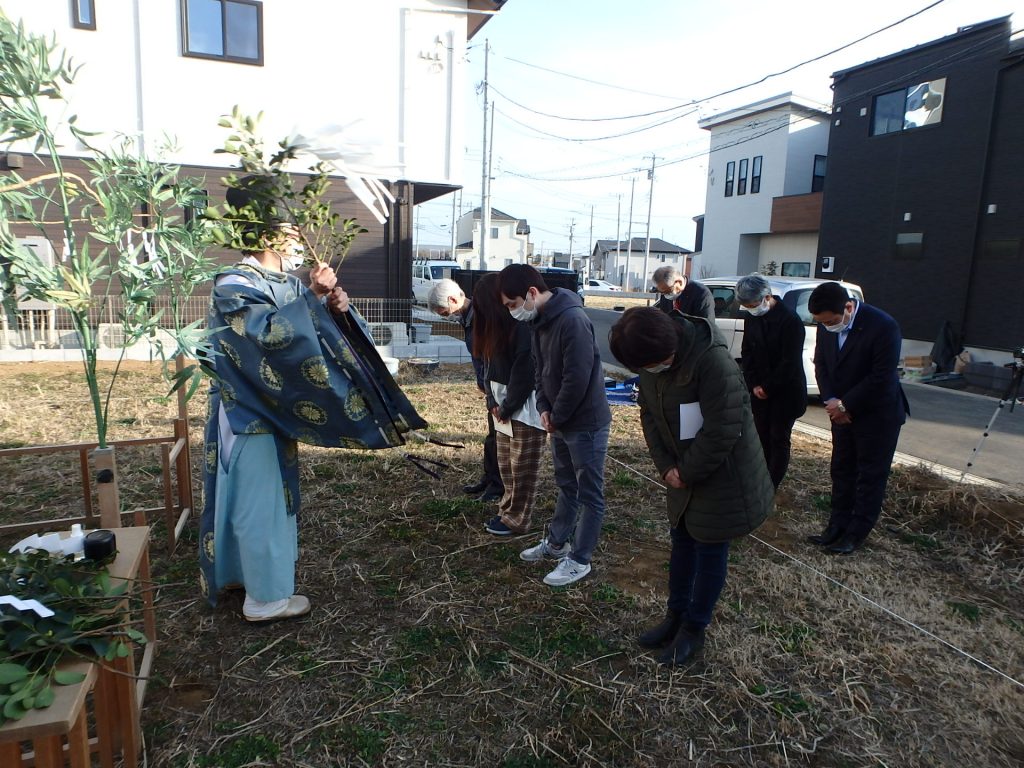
[770,192,822,234]
[2,154,439,300]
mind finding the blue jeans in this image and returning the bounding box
[547,424,610,565]
[667,524,729,628]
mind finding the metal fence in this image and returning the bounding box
[1,295,465,351]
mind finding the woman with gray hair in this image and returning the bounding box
[736,274,807,488]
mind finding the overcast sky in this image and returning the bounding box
[415,0,1018,258]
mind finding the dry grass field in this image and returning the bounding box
[1,361,1022,767]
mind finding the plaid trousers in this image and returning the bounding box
[495,419,547,533]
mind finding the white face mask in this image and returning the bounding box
[280,253,305,272]
[740,298,770,317]
[642,362,671,374]
[824,306,852,333]
[509,294,538,322]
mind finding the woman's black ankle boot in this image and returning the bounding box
[637,610,682,649]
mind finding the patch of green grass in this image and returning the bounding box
[422,497,479,519]
[475,649,509,678]
[385,523,418,541]
[898,531,941,552]
[758,621,815,654]
[337,724,388,762]
[812,493,831,512]
[591,582,628,605]
[610,470,642,488]
[506,622,615,662]
[370,667,409,693]
[331,481,357,494]
[747,684,812,718]
[946,600,981,624]
[398,625,460,656]
[503,755,557,768]
[195,733,281,767]
[0,440,26,449]
[373,577,399,598]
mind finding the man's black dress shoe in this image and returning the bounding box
[657,625,706,667]
[806,522,844,546]
[827,532,865,555]
[462,479,489,495]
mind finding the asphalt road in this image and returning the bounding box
[586,307,1024,487]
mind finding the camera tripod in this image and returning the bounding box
[961,358,1024,481]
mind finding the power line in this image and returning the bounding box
[499,28,1014,183]
[494,0,948,126]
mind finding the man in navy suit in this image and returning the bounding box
[806,282,909,554]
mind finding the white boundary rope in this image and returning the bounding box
[606,454,1024,691]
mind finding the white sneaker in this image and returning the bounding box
[520,537,571,562]
[243,594,311,622]
[543,557,592,587]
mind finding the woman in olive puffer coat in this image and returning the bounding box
[609,307,774,666]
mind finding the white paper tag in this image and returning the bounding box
[492,414,513,437]
[679,402,704,440]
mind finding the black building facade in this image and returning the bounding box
[817,17,1023,351]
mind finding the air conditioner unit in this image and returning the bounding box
[14,236,56,311]
[367,322,409,347]
[97,323,126,349]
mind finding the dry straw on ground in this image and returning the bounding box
[1,361,1022,767]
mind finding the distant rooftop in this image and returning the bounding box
[697,92,831,130]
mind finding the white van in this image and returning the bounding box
[701,276,864,396]
[412,259,458,304]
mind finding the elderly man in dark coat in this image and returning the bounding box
[610,307,773,666]
[735,274,807,489]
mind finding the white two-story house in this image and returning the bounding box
[1,0,507,298]
[591,238,692,290]
[694,93,831,279]
[454,207,532,271]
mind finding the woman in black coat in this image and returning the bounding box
[736,274,807,489]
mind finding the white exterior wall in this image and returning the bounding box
[758,233,819,275]
[602,250,686,291]
[695,100,829,278]
[3,1,472,185]
[456,214,529,271]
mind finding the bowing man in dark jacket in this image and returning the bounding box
[735,275,806,489]
[651,265,715,323]
[807,282,909,555]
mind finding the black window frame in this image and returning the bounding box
[737,158,748,196]
[811,154,826,193]
[750,155,762,194]
[871,78,946,137]
[724,161,735,198]
[182,0,264,66]
[71,0,97,30]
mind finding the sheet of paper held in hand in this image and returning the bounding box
[679,402,703,440]
[492,414,513,437]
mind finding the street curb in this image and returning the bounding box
[792,422,1011,491]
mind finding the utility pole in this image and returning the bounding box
[479,39,490,270]
[587,204,594,280]
[613,194,621,281]
[623,177,635,289]
[449,192,457,260]
[642,154,660,292]
[567,218,576,269]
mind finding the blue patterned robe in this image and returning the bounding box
[199,262,426,604]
